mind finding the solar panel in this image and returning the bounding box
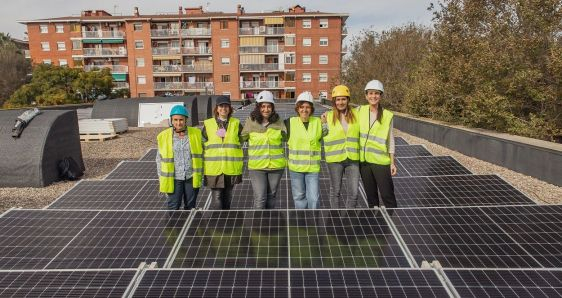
[393,177,451,207]
[172,210,289,268]
[396,156,472,177]
[206,180,289,210]
[444,269,562,297]
[0,269,137,297]
[139,148,157,161]
[429,175,534,206]
[47,211,189,269]
[0,210,99,270]
[388,207,543,268]
[395,137,408,145]
[132,269,289,297]
[480,205,562,268]
[288,209,410,268]
[105,161,158,180]
[286,178,369,209]
[291,269,450,297]
[395,145,432,157]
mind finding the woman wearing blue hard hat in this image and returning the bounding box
[156,104,204,210]
[201,95,244,210]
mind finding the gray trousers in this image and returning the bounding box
[327,159,360,208]
[249,169,284,209]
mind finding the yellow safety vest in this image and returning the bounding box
[248,127,286,170]
[203,117,243,176]
[324,110,360,163]
[157,127,203,193]
[358,105,393,165]
[288,117,322,173]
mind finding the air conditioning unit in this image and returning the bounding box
[208,57,213,61]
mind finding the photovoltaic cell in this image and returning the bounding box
[132,269,289,297]
[47,211,189,269]
[395,137,408,145]
[0,270,137,297]
[393,177,451,207]
[206,180,289,210]
[105,161,158,180]
[139,148,157,161]
[445,269,562,298]
[286,178,368,209]
[291,269,449,297]
[288,209,410,268]
[388,207,543,268]
[172,210,289,268]
[396,156,472,177]
[395,145,432,157]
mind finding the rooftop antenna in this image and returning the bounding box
[113,5,118,15]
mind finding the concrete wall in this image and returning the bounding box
[393,113,562,187]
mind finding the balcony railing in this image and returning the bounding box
[240,63,280,71]
[150,29,180,37]
[240,81,285,89]
[84,65,129,73]
[154,82,214,90]
[82,30,125,38]
[153,64,213,73]
[83,48,127,57]
[239,45,284,54]
[182,47,212,55]
[239,27,284,35]
[152,47,181,55]
[180,28,211,37]
[113,82,130,89]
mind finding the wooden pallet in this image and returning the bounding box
[80,133,118,142]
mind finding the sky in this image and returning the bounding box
[1,0,434,41]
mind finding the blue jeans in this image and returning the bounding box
[249,169,284,209]
[168,178,200,210]
[289,171,319,209]
[327,160,360,208]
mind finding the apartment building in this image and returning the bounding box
[21,5,348,100]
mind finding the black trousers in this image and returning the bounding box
[359,162,397,208]
[211,183,235,210]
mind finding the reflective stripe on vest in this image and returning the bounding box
[157,127,204,193]
[203,117,243,176]
[248,127,286,170]
[358,105,393,165]
[287,117,322,172]
[324,110,360,163]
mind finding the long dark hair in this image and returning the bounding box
[250,103,279,124]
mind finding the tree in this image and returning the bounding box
[0,33,31,106]
[72,68,113,102]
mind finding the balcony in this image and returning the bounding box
[239,27,284,36]
[84,65,129,73]
[82,30,125,38]
[83,48,127,57]
[154,82,214,91]
[150,29,180,38]
[240,63,281,72]
[240,81,285,89]
[239,45,284,54]
[181,47,212,55]
[152,64,213,73]
[180,28,211,37]
[113,82,130,89]
[152,47,181,55]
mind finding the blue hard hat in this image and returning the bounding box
[170,105,189,117]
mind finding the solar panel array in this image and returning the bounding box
[0,103,559,296]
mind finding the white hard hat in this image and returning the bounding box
[296,91,314,105]
[256,90,275,104]
[364,80,384,93]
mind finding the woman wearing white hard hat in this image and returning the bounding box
[156,104,204,210]
[241,90,287,209]
[285,91,328,209]
[357,80,397,208]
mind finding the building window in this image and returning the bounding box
[320,19,329,28]
[139,93,147,97]
[320,38,329,46]
[302,55,311,65]
[302,73,311,82]
[56,24,64,33]
[221,57,230,65]
[220,21,228,29]
[70,23,80,32]
[285,35,295,46]
[285,53,295,64]
[73,58,83,67]
[222,92,231,96]
[135,40,144,49]
[136,58,145,67]
[72,40,82,50]
[59,59,68,67]
[221,75,231,82]
[42,59,52,64]
[133,23,143,31]
[285,18,295,28]
[302,19,311,29]
[303,38,311,47]
[137,75,146,85]
[319,55,328,64]
[57,42,66,51]
[319,73,328,82]
[40,42,50,51]
[285,72,295,81]
[40,25,48,33]
[221,39,230,48]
